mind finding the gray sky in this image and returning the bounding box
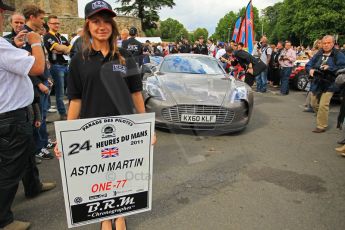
[78,0,282,34]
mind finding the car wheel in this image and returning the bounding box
[294,72,309,91]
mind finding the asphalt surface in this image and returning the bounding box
[11,88,345,230]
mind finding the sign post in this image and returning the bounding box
[55,113,155,228]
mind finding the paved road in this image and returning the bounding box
[11,89,345,230]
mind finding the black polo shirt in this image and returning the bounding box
[122,37,143,66]
[179,44,191,53]
[194,43,208,55]
[43,31,70,65]
[68,48,142,119]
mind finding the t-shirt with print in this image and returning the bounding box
[68,48,142,119]
[43,31,70,65]
[122,37,143,66]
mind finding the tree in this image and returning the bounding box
[160,18,188,41]
[212,6,260,42]
[193,28,209,40]
[175,28,189,42]
[260,2,283,44]
[144,28,162,37]
[115,0,175,30]
[262,0,345,45]
[213,11,238,42]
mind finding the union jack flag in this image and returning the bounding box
[101,147,119,159]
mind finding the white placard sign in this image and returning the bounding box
[54,113,155,228]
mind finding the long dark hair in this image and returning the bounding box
[82,13,125,65]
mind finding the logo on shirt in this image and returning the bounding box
[127,44,139,52]
[47,38,55,45]
[113,64,127,74]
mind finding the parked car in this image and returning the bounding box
[289,59,310,91]
[142,54,254,133]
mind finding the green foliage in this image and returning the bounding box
[115,0,175,30]
[212,6,260,42]
[176,28,189,42]
[262,0,345,45]
[238,6,261,40]
[160,18,188,42]
[144,28,162,37]
[213,11,237,42]
[189,33,195,43]
[193,28,209,40]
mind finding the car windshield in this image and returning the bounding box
[160,56,225,75]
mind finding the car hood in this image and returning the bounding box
[155,72,232,105]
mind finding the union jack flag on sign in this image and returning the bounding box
[101,147,119,159]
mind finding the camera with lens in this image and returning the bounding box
[257,42,262,49]
[313,68,336,83]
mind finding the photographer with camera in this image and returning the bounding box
[256,36,272,93]
[306,35,345,133]
[279,41,296,95]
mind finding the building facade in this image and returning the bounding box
[3,0,143,38]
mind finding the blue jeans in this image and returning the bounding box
[280,67,293,94]
[256,68,268,92]
[33,81,49,152]
[50,64,68,115]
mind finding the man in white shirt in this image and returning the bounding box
[215,42,226,60]
[0,1,46,229]
[70,27,83,47]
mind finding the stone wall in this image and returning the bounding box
[57,16,143,37]
[115,15,143,36]
[2,0,143,38]
[3,15,143,38]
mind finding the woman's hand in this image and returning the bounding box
[34,121,41,128]
[54,141,62,159]
[151,132,157,145]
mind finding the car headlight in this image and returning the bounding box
[230,86,248,103]
[145,82,166,101]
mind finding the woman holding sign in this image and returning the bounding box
[55,0,147,229]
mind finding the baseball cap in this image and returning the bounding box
[0,0,15,11]
[84,0,116,19]
[129,27,137,36]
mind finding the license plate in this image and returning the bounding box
[180,114,217,123]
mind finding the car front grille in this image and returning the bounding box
[161,105,235,124]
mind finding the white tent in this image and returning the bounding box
[135,37,162,44]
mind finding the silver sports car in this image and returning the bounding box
[142,54,254,133]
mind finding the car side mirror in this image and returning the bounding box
[142,64,153,74]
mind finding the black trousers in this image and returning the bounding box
[245,73,255,87]
[0,107,41,228]
[270,67,281,86]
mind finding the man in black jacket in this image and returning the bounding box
[3,12,25,45]
[306,35,345,133]
[226,47,267,87]
[269,41,283,87]
[22,5,55,160]
[193,36,208,55]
